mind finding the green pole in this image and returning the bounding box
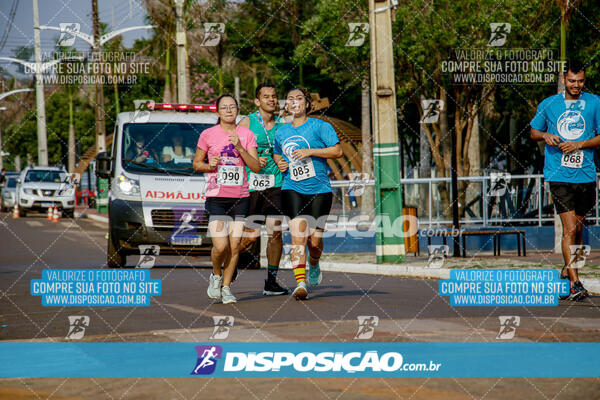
[369,0,405,263]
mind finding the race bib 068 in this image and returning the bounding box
[561,150,584,169]
[249,173,275,191]
[290,158,316,182]
[217,165,244,186]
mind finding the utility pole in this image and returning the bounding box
[92,0,106,153]
[369,0,404,263]
[174,0,188,103]
[32,0,48,166]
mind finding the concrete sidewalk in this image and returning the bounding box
[75,205,108,223]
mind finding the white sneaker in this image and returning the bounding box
[292,281,308,300]
[207,273,222,299]
[221,285,237,304]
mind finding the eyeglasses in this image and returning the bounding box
[219,105,238,111]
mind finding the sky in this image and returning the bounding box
[0,0,150,74]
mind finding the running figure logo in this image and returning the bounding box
[210,316,234,340]
[487,23,511,47]
[569,245,591,269]
[347,172,370,197]
[136,245,159,268]
[420,100,444,124]
[427,245,449,268]
[345,23,369,47]
[201,23,225,46]
[170,209,202,245]
[355,316,379,339]
[132,99,154,123]
[496,316,520,339]
[488,172,511,197]
[191,345,222,375]
[58,23,80,47]
[66,316,90,340]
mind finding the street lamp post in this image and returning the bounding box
[33,0,48,166]
[174,0,188,104]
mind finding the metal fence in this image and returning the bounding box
[329,174,600,227]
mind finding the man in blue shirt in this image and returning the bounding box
[530,60,600,300]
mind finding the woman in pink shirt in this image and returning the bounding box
[193,94,261,304]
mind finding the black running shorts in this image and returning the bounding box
[247,187,283,222]
[549,181,596,216]
[281,190,333,229]
[204,196,250,221]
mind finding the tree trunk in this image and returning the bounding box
[68,93,75,173]
[465,112,480,219]
[419,124,431,219]
[360,80,375,219]
[437,88,451,221]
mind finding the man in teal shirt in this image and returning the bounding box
[239,83,288,295]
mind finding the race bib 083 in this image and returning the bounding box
[561,150,584,169]
[217,165,244,186]
[290,158,316,182]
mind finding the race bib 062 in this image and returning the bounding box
[249,173,275,191]
[290,158,316,182]
[561,150,584,169]
[217,165,244,186]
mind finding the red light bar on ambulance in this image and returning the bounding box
[148,103,217,112]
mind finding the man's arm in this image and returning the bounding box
[559,135,600,153]
[530,128,562,146]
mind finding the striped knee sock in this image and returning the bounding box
[293,264,306,284]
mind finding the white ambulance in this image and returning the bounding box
[96,102,221,268]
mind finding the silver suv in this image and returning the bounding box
[16,166,76,217]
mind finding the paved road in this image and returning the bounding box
[1,211,599,399]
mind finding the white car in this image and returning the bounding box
[1,173,19,211]
[16,166,76,218]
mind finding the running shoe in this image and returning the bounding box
[207,273,222,300]
[567,282,586,301]
[292,281,308,300]
[263,279,289,296]
[221,285,237,304]
[308,262,322,286]
[573,281,589,300]
[558,267,570,300]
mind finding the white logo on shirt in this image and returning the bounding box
[557,110,585,140]
[282,135,311,161]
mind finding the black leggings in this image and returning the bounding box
[281,190,333,229]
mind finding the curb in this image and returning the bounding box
[75,212,109,224]
[318,261,600,295]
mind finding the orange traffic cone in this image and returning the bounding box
[47,206,53,220]
[12,203,19,219]
[52,206,60,222]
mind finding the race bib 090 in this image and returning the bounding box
[217,165,244,186]
[290,158,316,182]
[561,150,584,169]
